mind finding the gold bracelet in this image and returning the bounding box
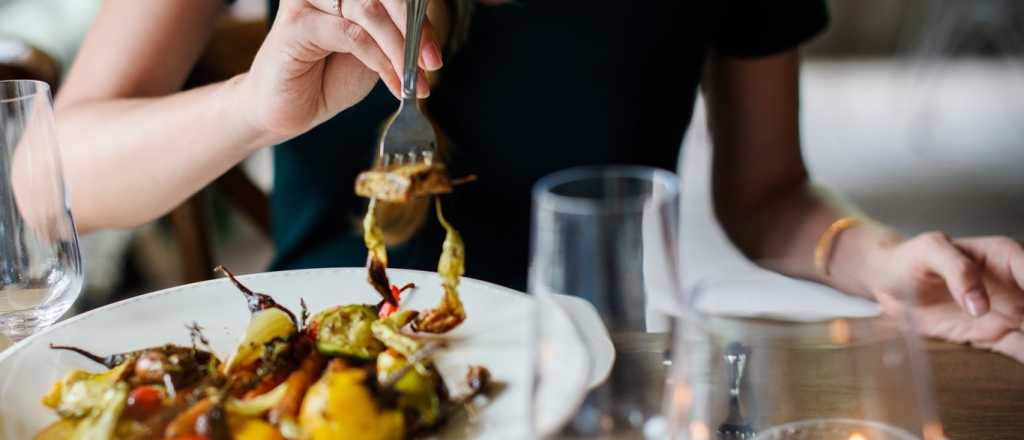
[814,217,862,277]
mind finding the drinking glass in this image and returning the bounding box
[529,166,680,438]
[0,80,83,342]
[660,290,946,440]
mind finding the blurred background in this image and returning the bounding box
[0,0,1021,314]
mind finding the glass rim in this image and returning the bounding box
[532,165,679,215]
[0,79,51,104]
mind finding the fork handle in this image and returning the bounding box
[402,0,430,99]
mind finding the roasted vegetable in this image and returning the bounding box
[299,360,404,440]
[355,162,454,203]
[376,350,442,431]
[465,366,491,396]
[371,310,421,359]
[225,380,289,417]
[268,350,326,425]
[36,380,131,440]
[195,397,232,440]
[216,266,298,375]
[32,419,77,440]
[312,305,384,359]
[42,362,131,418]
[47,344,137,370]
[216,266,297,325]
[49,344,217,389]
[224,308,297,374]
[34,385,133,440]
[363,199,395,304]
[413,199,467,334]
[165,397,212,439]
[228,417,286,440]
[75,382,129,440]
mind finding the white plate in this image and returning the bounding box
[0,268,613,439]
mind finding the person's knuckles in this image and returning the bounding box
[952,258,983,286]
[991,237,1024,259]
[915,231,952,250]
[342,0,389,22]
[277,1,311,28]
[339,17,372,48]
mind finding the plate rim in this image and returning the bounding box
[0,267,535,364]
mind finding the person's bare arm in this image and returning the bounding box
[705,50,877,293]
[707,50,1024,362]
[56,0,443,233]
[55,0,256,233]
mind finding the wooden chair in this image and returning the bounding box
[173,15,270,283]
[0,36,60,87]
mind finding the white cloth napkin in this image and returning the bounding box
[677,101,881,322]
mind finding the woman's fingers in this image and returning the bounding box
[339,1,411,79]
[956,237,1024,293]
[301,10,403,96]
[990,330,1024,364]
[379,0,444,70]
[915,232,990,317]
[305,0,433,97]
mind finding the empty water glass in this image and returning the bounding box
[529,166,680,438]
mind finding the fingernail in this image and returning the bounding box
[964,291,988,317]
[423,42,443,70]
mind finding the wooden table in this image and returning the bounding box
[580,334,1024,440]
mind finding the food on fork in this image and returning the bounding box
[360,192,468,334]
[355,162,456,204]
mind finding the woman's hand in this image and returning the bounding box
[869,233,1024,362]
[237,0,444,143]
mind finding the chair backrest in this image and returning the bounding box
[172,15,270,283]
[0,36,60,86]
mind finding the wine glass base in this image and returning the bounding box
[0,300,72,343]
[758,418,921,440]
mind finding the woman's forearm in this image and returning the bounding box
[56,74,272,233]
[722,182,902,299]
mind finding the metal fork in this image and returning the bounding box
[717,342,756,440]
[378,0,437,167]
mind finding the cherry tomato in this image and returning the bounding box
[125,385,164,419]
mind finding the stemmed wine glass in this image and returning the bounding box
[529,166,680,438]
[0,80,83,344]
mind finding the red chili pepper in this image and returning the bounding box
[125,385,164,419]
[305,316,321,341]
[379,301,398,319]
[379,283,416,319]
[390,285,402,303]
